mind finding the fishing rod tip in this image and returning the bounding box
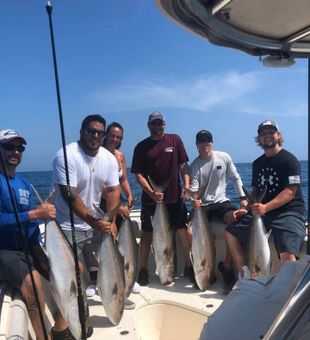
[46,1,53,14]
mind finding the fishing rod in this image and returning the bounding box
[0,149,48,340]
[45,2,87,339]
[307,58,310,256]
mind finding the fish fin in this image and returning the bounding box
[128,195,140,209]
[148,176,170,193]
[31,184,45,204]
[184,187,199,200]
[266,229,272,239]
[112,283,118,296]
[125,262,130,272]
[93,202,121,222]
[70,280,77,296]
[189,251,194,266]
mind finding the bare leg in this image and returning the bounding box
[20,270,51,340]
[224,231,246,274]
[280,252,296,266]
[177,228,192,267]
[139,231,152,270]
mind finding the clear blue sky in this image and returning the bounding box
[1,0,308,171]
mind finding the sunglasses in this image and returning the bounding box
[1,144,25,152]
[150,121,164,127]
[197,139,211,144]
[85,127,105,138]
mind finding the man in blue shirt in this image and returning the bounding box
[0,129,72,340]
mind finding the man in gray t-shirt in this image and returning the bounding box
[189,130,248,286]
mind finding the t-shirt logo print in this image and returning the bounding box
[258,167,279,193]
[165,147,174,153]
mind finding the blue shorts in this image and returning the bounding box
[226,211,306,258]
[141,202,188,232]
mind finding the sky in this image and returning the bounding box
[0,0,308,171]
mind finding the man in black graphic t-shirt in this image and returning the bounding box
[225,120,305,275]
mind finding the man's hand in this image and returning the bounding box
[240,199,248,210]
[30,203,56,220]
[93,219,113,234]
[119,206,130,219]
[252,203,267,216]
[192,199,202,209]
[150,191,164,203]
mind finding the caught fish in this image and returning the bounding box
[32,185,89,339]
[186,188,216,290]
[245,187,271,278]
[118,198,139,298]
[93,204,126,325]
[46,220,83,339]
[148,177,174,285]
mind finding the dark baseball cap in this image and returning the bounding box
[196,130,213,143]
[257,120,279,134]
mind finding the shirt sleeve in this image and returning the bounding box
[53,148,78,187]
[176,135,189,164]
[284,153,301,186]
[226,154,245,197]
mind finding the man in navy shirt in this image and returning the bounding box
[0,129,72,340]
[225,120,306,275]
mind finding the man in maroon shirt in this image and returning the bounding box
[131,111,193,285]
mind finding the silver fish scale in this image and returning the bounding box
[97,234,126,325]
[118,218,139,298]
[152,203,174,284]
[248,216,271,278]
[191,207,216,291]
[46,221,81,339]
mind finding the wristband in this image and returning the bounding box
[240,196,247,200]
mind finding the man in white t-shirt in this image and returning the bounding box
[53,114,120,283]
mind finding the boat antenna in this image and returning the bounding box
[45,2,87,339]
[0,149,48,340]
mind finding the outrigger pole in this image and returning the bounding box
[0,150,48,340]
[45,2,87,339]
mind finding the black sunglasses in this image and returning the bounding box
[1,144,26,152]
[85,127,105,138]
[150,121,164,127]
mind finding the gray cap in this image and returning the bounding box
[196,130,213,143]
[257,120,279,134]
[0,129,27,145]
[148,111,166,123]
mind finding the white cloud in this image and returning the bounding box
[88,68,307,117]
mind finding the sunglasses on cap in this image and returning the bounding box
[85,127,105,138]
[1,144,26,152]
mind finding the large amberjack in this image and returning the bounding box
[148,177,174,285]
[32,185,89,339]
[93,204,126,325]
[186,188,216,290]
[118,198,139,298]
[46,220,83,339]
[245,187,271,278]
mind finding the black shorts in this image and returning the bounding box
[141,202,188,232]
[226,212,306,258]
[202,201,237,221]
[0,250,34,289]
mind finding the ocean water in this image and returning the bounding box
[20,161,308,215]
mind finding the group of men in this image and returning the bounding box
[0,112,306,339]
